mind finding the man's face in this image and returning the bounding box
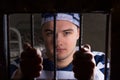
[42,20,79,61]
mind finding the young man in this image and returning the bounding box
[10,13,109,80]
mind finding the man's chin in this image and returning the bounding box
[56,56,67,61]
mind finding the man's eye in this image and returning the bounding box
[64,32,72,35]
[46,32,53,36]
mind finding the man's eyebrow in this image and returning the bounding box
[44,29,53,32]
[44,29,73,32]
[63,29,74,32]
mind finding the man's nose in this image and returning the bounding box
[56,34,63,45]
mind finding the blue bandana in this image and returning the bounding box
[41,13,80,27]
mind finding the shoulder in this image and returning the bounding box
[92,51,105,63]
[10,58,20,67]
[92,51,105,62]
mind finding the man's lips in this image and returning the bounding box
[56,48,66,52]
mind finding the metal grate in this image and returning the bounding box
[2,13,111,80]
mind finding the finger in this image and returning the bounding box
[73,51,93,62]
[36,48,42,57]
[81,44,91,52]
[81,44,94,60]
[20,48,37,60]
[23,42,32,51]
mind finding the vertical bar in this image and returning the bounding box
[30,14,35,47]
[0,14,6,80]
[0,14,3,79]
[3,14,10,80]
[104,13,111,80]
[53,13,57,80]
[30,14,35,80]
[79,13,83,50]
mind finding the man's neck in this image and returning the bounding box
[57,50,75,69]
[56,57,73,69]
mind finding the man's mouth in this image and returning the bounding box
[56,48,65,52]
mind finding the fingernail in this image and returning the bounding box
[83,47,89,51]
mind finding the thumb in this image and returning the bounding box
[36,48,42,57]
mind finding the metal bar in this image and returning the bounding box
[30,14,35,80]
[0,14,4,80]
[3,14,10,80]
[104,13,111,80]
[79,13,83,50]
[53,13,57,80]
[30,14,35,47]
